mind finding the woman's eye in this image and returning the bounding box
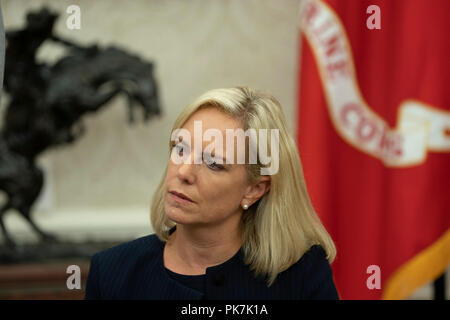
[206,160,224,171]
[171,143,184,156]
[175,145,183,156]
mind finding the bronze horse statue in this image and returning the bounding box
[0,8,161,247]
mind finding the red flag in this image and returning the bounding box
[297,0,450,299]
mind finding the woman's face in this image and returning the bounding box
[164,107,259,228]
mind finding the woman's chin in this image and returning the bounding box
[165,207,193,225]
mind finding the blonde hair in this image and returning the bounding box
[150,86,336,286]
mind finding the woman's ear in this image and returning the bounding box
[243,176,271,206]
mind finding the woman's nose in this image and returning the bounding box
[176,153,199,184]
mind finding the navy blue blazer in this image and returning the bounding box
[84,232,339,300]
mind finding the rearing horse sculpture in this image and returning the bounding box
[0,8,161,247]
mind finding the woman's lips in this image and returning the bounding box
[169,191,194,204]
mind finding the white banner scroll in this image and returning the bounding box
[299,0,450,167]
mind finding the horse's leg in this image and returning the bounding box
[0,201,16,247]
[21,210,58,244]
[17,165,58,244]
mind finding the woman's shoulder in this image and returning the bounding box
[293,244,331,274]
[300,244,328,262]
[91,233,163,266]
[278,244,332,286]
[287,244,338,299]
[85,233,166,299]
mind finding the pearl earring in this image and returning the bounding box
[243,204,249,210]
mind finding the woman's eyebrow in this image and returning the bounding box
[175,137,228,163]
[205,151,227,163]
[175,138,189,147]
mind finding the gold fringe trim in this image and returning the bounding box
[383,230,450,299]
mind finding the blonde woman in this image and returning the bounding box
[85,87,339,300]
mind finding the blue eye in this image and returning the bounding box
[175,145,184,156]
[206,160,224,171]
[171,144,184,156]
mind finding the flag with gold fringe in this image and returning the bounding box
[297,0,450,299]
